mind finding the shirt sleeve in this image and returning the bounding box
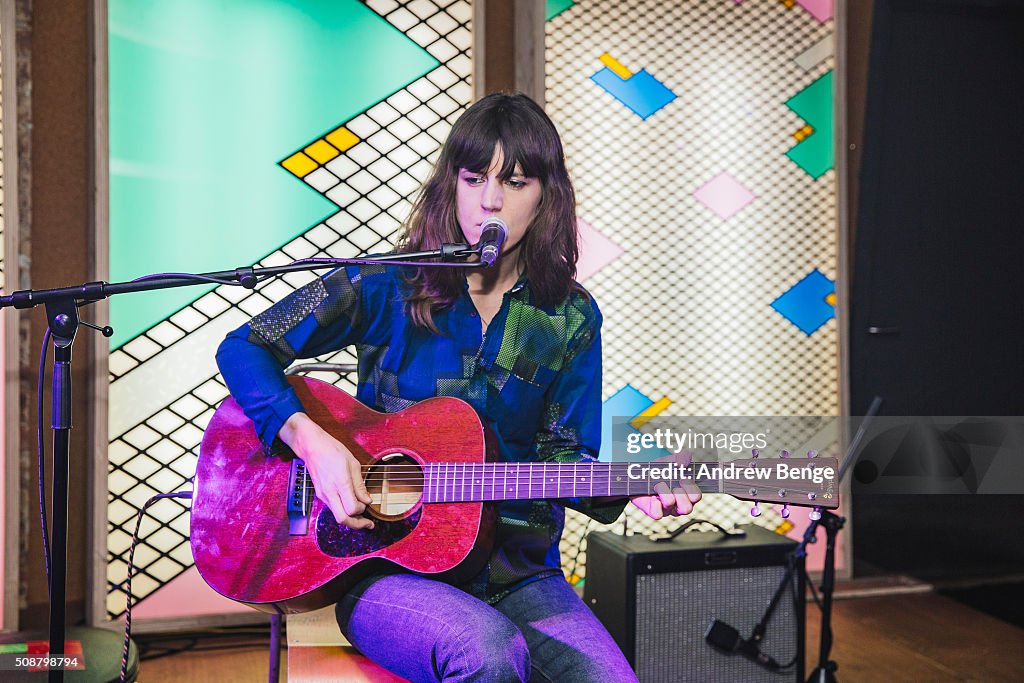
[215,266,368,447]
[533,296,628,524]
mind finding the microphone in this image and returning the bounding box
[475,217,507,267]
[705,619,782,672]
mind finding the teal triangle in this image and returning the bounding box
[108,0,439,348]
[785,70,834,179]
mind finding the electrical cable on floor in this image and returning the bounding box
[120,491,194,683]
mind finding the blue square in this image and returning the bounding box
[600,385,652,461]
[591,68,677,120]
[771,269,835,335]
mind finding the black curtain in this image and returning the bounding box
[851,0,1024,579]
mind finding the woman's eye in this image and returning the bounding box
[506,179,526,189]
[464,175,484,185]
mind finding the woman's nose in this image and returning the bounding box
[481,180,503,211]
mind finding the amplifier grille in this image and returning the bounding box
[634,565,800,682]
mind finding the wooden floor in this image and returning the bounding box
[138,589,1024,682]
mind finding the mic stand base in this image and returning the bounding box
[805,509,843,683]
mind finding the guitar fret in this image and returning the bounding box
[433,463,438,503]
[424,464,430,504]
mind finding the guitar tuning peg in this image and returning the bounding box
[807,449,818,458]
[780,449,790,458]
[809,507,822,521]
[751,448,760,458]
[750,502,761,517]
[780,504,790,519]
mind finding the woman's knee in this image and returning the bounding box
[443,611,531,682]
[335,574,531,682]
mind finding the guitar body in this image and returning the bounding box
[191,377,497,614]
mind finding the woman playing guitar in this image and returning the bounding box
[215,93,701,682]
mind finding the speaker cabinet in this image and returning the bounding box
[584,525,804,682]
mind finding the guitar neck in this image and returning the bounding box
[421,462,720,503]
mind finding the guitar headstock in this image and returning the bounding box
[714,451,840,519]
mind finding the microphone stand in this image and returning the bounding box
[736,397,883,683]
[0,243,481,683]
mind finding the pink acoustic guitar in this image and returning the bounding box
[190,377,838,613]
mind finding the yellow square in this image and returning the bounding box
[281,152,318,178]
[325,126,359,152]
[305,139,340,164]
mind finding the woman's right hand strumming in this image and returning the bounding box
[278,412,375,530]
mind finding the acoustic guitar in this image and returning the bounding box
[190,377,838,613]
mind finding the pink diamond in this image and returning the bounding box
[577,218,624,282]
[692,172,756,220]
[795,0,834,23]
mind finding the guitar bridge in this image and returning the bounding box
[287,458,312,535]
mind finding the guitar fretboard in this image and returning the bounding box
[421,462,719,503]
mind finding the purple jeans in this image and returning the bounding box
[335,573,638,682]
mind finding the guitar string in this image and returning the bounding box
[304,464,825,488]
[293,463,825,502]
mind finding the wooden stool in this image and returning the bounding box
[286,606,408,682]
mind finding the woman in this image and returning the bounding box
[217,93,699,682]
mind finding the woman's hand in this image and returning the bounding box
[630,450,702,520]
[279,412,375,530]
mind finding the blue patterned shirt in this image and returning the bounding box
[216,264,626,602]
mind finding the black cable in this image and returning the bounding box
[120,491,193,683]
[775,555,803,671]
[37,327,53,592]
[129,624,274,663]
[138,640,271,662]
[130,272,251,286]
[805,566,823,610]
[134,627,271,640]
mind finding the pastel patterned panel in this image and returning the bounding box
[105,0,473,621]
[547,0,841,577]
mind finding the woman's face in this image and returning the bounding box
[456,146,542,256]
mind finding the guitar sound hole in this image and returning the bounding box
[364,453,424,522]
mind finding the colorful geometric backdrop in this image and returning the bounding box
[545,0,840,582]
[105,0,472,621]
[102,0,838,620]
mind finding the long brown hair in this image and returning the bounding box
[397,93,579,330]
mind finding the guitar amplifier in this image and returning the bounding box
[583,524,804,683]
